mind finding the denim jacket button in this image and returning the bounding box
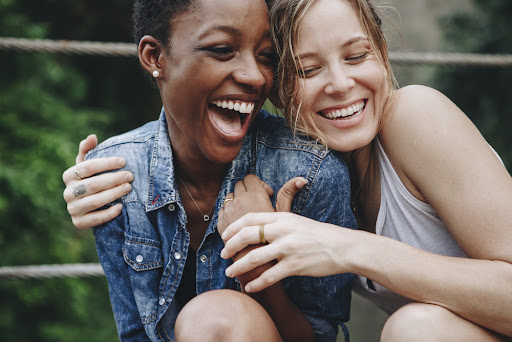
[168,204,175,211]
[136,255,143,263]
[174,252,182,260]
[200,255,207,263]
[159,297,165,306]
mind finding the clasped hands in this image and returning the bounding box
[217,174,308,292]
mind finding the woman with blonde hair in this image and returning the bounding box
[219,0,512,340]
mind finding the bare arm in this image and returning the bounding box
[365,85,512,336]
[62,134,133,228]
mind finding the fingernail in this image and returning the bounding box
[221,232,227,240]
[225,267,232,277]
[296,178,308,188]
[245,285,252,293]
[125,172,134,182]
[123,184,132,192]
[220,249,226,259]
[117,158,126,167]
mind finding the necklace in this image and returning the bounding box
[177,176,216,222]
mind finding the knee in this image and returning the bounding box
[175,289,278,342]
[380,303,453,342]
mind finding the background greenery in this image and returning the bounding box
[0,0,510,341]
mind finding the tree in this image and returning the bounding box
[0,0,159,340]
[435,0,512,171]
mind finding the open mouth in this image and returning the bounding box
[208,100,256,139]
[319,100,366,120]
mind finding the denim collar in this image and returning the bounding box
[145,108,179,212]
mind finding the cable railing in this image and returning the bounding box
[2,37,512,66]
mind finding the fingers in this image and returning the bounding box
[221,212,276,241]
[63,157,127,184]
[71,203,123,229]
[242,174,272,196]
[243,262,292,293]
[275,177,308,212]
[224,244,278,278]
[66,182,132,218]
[76,134,98,164]
[63,171,133,201]
[221,223,263,259]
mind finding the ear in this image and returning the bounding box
[138,35,165,77]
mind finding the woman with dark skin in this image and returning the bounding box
[62,0,357,341]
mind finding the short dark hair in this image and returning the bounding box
[133,0,273,48]
[132,0,195,47]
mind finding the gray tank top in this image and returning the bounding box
[352,138,467,314]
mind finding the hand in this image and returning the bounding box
[62,134,134,229]
[217,175,308,235]
[221,212,353,293]
[217,174,274,236]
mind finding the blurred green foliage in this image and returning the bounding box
[435,0,512,171]
[0,0,158,340]
[0,0,510,341]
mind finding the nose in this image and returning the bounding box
[324,64,355,96]
[233,55,268,90]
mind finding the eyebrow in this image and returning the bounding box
[198,25,240,39]
[297,35,369,60]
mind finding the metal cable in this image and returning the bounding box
[0,37,137,57]
[2,37,512,66]
[0,263,104,279]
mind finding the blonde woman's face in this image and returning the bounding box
[294,0,388,152]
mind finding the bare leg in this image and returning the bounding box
[381,302,508,342]
[175,289,284,342]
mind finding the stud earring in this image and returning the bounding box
[152,70,160,78]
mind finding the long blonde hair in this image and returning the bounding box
[269,0,397,142]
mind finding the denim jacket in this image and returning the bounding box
[87,109,357,342]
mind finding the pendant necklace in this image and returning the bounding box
[177,176,216,222]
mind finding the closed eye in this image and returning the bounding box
[346,52,369,63]
[203,45,235,60]
[298,66,321,78]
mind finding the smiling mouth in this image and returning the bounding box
[208,100,256,138]
[319,100,366,120]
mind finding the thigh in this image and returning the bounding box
[175,289,283,342]
[381,302,507,342]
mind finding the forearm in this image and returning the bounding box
[346,230,512,336]
[233,247,316,342]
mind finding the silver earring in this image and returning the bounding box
[152,70,160,78]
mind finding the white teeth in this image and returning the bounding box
[323,101,365,119]
[211,100,256,114]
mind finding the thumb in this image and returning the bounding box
[76,134,98,164]
[276,177,308,212]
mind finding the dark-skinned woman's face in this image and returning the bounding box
[160,0,273,164]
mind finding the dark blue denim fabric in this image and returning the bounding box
[87,109,357,342]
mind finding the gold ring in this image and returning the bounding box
[74,166,84,180]
[259,224,267,244]
[222,197,234,208]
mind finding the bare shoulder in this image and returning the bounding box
[379,85,475,148]
[384,85,458,129]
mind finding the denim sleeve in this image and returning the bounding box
[94,212,151,342]
[284,151,357,342]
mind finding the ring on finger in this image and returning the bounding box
[222,197,234,208]
[74,166,84,180]
[259,224,267,244]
